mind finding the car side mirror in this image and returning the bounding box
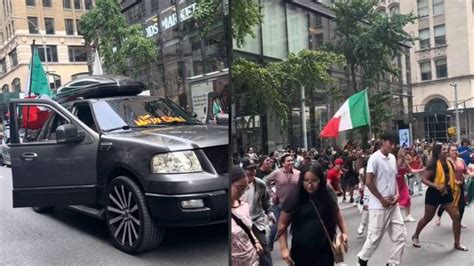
[56,124,85,144]
[192,112,198,118]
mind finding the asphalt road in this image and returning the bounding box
[0,167,228,265]
[272,186,474,266]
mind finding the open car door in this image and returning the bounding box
[9,98,99,208]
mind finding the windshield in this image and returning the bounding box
[93,97,201,131]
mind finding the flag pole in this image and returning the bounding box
[28,40,35,97]
[365,88,372,144]
[24,40,35,142]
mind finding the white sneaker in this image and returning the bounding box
[357,224,364,235]
[405,215,416,222]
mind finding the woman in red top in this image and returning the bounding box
[393,148,417,222]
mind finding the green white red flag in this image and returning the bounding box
[320,89,370,138]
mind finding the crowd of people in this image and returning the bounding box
[231,134,474,266]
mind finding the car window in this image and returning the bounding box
[16,104,70,143]
[73,104,99,133]
[92,97,200,131]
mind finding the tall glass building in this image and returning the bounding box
[233,0,412,156]
[120,0,229,123]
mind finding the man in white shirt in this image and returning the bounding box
[357,133,407,266]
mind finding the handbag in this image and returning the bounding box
[309,198,345,263]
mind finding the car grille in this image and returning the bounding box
[203,145,228,174]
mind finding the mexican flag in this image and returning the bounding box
[22,45,52,129]
[320,89,370,138]
[26,46,52,97]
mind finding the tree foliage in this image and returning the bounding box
[330,0,416,137]
[233,49,345,128]
[332,0,416,91]
[193,0,262,48]
[79,0,157,74]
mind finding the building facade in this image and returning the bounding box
[0,0,93,115]
[401,0,474,142]
[119,0,230,123]
[234,0,412,156]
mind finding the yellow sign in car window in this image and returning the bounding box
[134,115,186,126]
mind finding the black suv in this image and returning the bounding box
[8,75,228,254]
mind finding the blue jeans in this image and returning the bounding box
[268,204,281,251]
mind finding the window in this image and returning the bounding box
[68,46,87,62]
[420,61,431,81]
[49,73,61,89]
[84,0,92,10]
[140,0,145,15]
[434,25,446,46]
[9,49,18,68]
[417,0,428,17]
[377,8,386,17]
[63,0,71,9]
[84,0,93,10]
[419,28,430,49]
[65,19,74,35]
[76,19,83,35]
[2,84,9,93]
[18,104,70,143]
[436,58,447,78]
[11,78,21,92]
[433,0,444,16]
[0,58,6,74]
[42,0,51,7]
[287,4,308,53]
[44,18,55,34]
[262,0,287,59]
[36,45,58,62]
[151,0,158,11]
[75,104,98,132]
[390,5,400,16]
[26,0,35,6]
[27,17,39,34]
[74,0,81,9]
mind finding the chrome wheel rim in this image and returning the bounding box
[107,185,141,247]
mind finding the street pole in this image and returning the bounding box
[450,82,461,144]
[12,16,50,90]
[301,85,308,150]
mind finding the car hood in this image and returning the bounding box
[104,124,228,151]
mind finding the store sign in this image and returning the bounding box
[145,16,160,38]
[161,3,197,30]
[191,82,214,122]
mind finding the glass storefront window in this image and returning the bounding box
[233,24,261,54]
[262,0,287,59]
[286,4,308,53]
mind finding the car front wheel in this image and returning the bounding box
[105,176,164,254]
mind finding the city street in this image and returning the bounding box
[272,187,474,266]
[0,167,228,265]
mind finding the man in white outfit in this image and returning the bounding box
[357,133,407,266]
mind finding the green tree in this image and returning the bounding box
[233,49,344,129]
[193,0,262,48]
[79,0,157,74]
[332,0,416,92]
[330,0,416,137]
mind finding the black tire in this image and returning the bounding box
[32,206,55,213]
[105,176,164,254]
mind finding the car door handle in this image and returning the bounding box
[21,152,38,161]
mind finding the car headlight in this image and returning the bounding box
[152,151,203,173]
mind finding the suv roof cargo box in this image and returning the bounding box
[54,75,144,103]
